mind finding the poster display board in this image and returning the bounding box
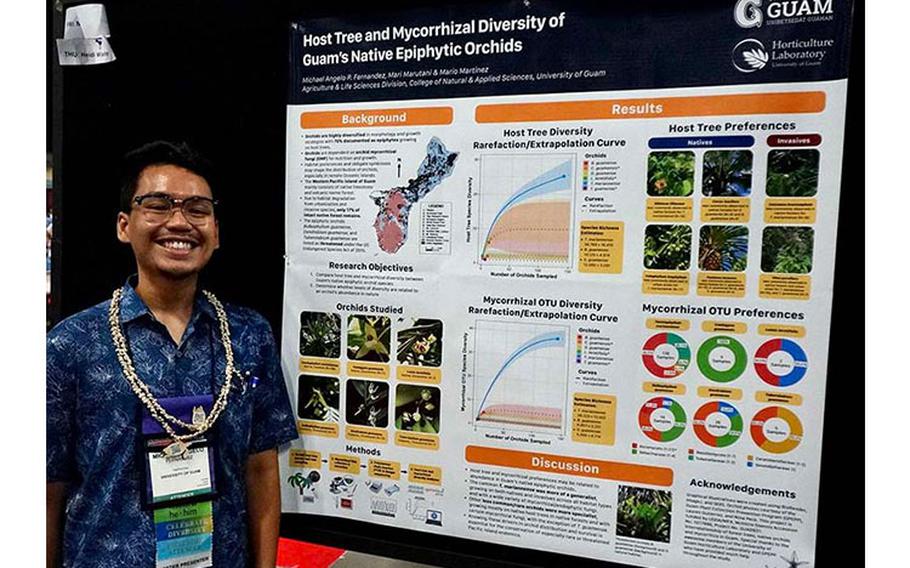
[280,2,854,566]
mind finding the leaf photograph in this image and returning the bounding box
[644,224,692,270]
[616,486,672,543]
[394,385,440,433]
[347,315,392,362]
[761,226,814,274]
[299,311,341,358]
[297,374,340,422]
[346,379,389,428]
[647,151,695,196]
[396,318,443,367]
[698,225,749,271]
[766,149,820,197]
[702,150,753,197]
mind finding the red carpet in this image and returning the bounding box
[276,537,346,568]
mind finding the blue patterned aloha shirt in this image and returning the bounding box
[47,278,298,567]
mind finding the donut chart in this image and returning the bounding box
[750,406,803,454]
[693,401,743,448]
[754,338,808,387]
[697,336,747,383]
[639,397,687,442]
[642,333,691,378]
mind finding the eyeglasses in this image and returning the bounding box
[133,193,218,225]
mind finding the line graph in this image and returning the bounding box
[472,321,569,433]
[478,155,575,266]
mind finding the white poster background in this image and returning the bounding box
[281,80,847,567]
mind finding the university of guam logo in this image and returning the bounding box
[735,0,764,28]
[732,38,769,72]
[735,0,834,27]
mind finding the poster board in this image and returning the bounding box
[280,2,855,566]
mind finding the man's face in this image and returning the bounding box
[117,164,219,281]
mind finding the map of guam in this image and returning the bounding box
[371,137,458,253]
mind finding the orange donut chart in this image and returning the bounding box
[750,406,803,454]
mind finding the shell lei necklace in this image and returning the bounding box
[108,287,236,457]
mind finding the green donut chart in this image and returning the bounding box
[638,396,687,442]
[697,336,748,383]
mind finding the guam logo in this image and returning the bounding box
[732,38,769,72]
[735,0,833,28]
[734,0,764,28]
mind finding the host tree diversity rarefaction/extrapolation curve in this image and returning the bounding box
[480,156,573,265]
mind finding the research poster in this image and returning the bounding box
[280,2,854,566]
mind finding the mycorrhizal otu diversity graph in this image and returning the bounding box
[478,155,574,266]
[472,321,569,433]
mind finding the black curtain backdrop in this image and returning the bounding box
[51,1,863,566]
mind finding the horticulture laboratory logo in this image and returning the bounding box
[732,36,835,72]
[732,39,769,72]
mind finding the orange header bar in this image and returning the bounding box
[301,106,453,129]
[475,92,825,123]
[465,445,673,487]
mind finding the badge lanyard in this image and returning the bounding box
[145,324,249,568]
[137,322,227,509]
[144,324,224,567]
[142,395,217,568]
[115,295,248,568]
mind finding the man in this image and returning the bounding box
[47,141,298,567]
